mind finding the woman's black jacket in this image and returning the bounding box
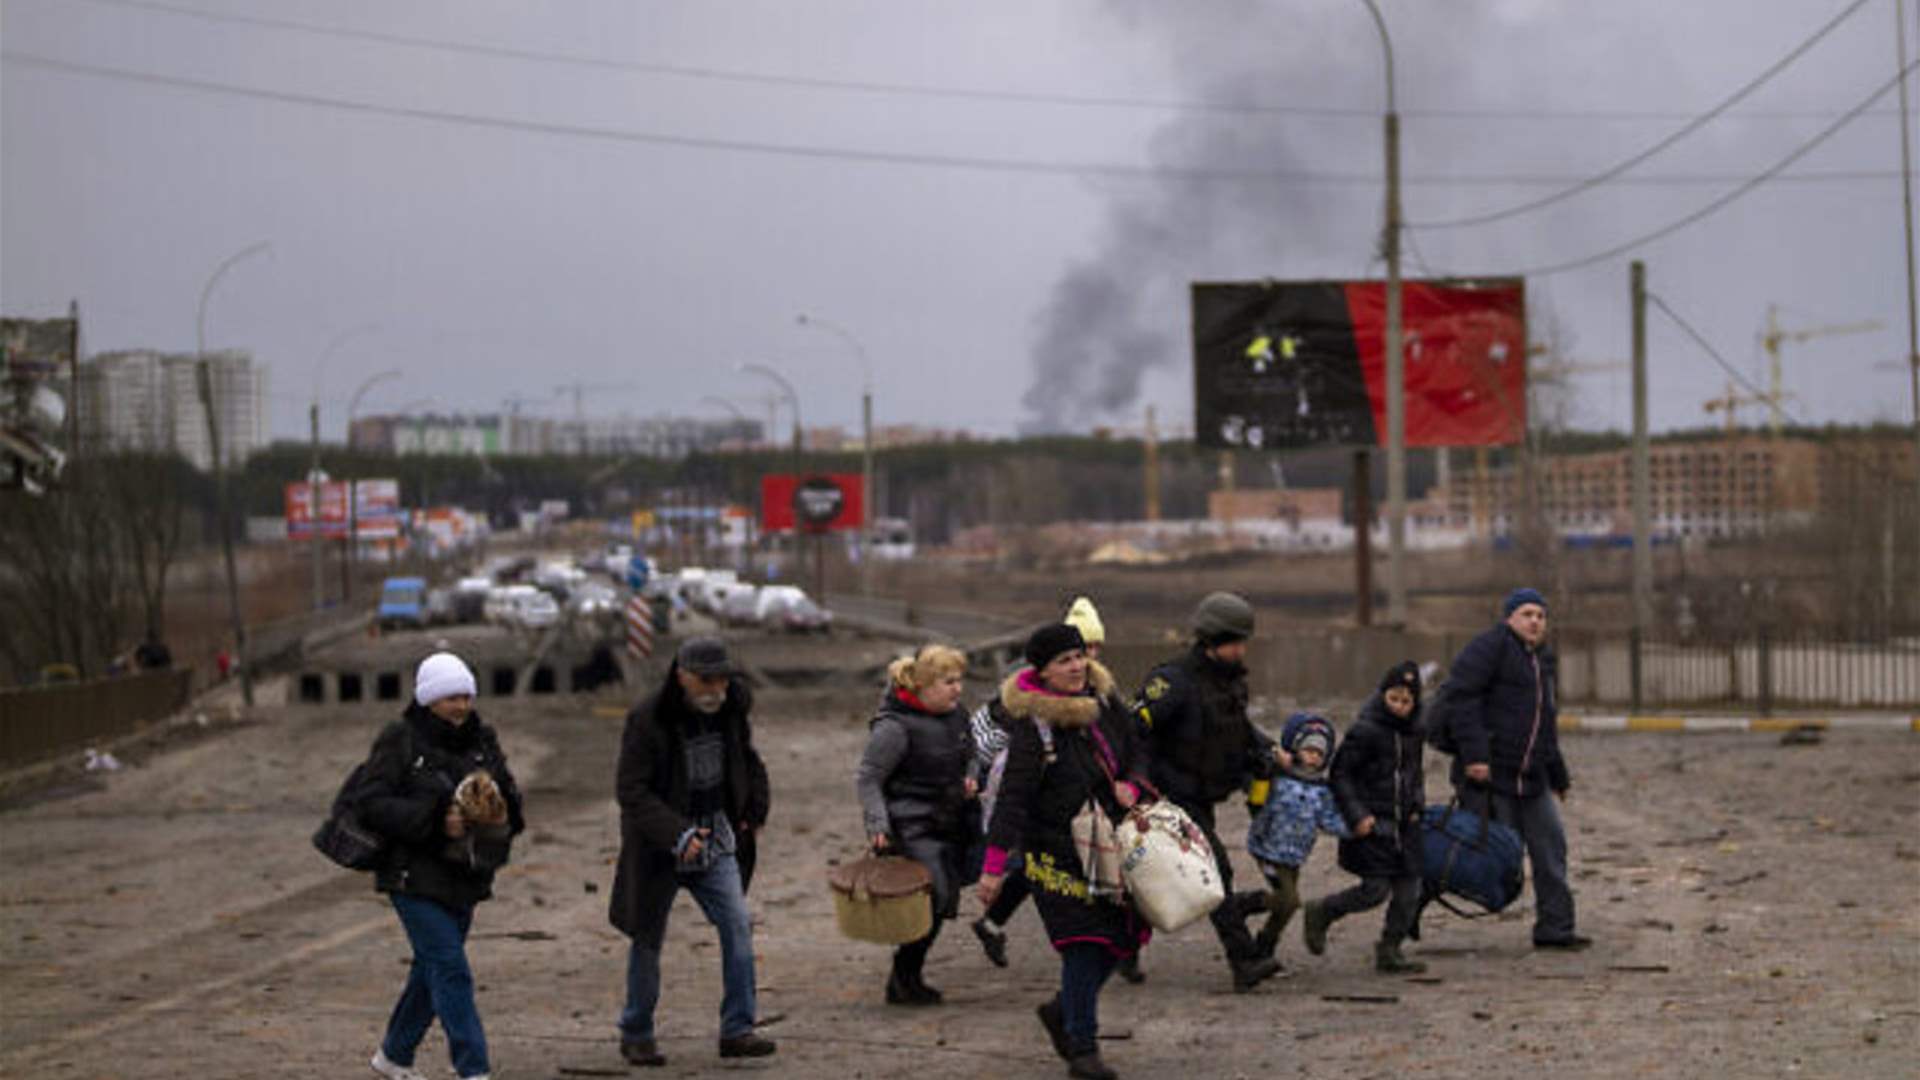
[353,702,526,910]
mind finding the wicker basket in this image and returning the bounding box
[826,855,932,945]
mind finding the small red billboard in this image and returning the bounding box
[760,473,863,533]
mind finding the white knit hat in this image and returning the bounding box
[414,651,477,706]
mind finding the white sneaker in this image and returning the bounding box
[371,1049,429,1080]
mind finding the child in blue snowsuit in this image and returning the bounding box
[1244,712,1349,962]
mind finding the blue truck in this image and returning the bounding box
[378,576,428,630]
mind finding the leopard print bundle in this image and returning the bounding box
[453,770,508,826]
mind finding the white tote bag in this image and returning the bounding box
[1118,800,1225,932]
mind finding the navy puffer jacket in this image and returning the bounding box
[1444,623,1567,798]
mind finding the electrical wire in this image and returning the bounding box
[1434,57,1920,280]
[0,50,1906,191]
[1407,0,1874,230]
[1651,292,1910,488]
[38,0,1913,124]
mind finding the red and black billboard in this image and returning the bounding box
[1192,278,1526,450]
[760,473,863,533]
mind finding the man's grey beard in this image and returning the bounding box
[689,692,725,714]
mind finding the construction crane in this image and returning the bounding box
[554,381,639,424]
[1757,305,1882,435]
[1703,381,1767,433]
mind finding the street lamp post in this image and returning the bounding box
[344,369,402,601]
[197,240,271,708]
[741,362,816,594]
[1358,0,1408,627]
[796,313,875,597]
[310,323,381,612]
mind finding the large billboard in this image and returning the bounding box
[1192,278,1526,450]
[759,473,863,533]
[286,477,402,539]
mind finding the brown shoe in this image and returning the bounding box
[718,1032,776,1058]
[619,1039,665,1067]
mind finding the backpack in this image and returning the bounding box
[312,725,411,871]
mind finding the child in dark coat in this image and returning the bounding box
[1302,661,1429,974]
[1243,712,1349,963]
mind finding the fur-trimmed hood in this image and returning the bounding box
[996,661,1118,730]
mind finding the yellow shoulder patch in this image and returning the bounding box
[1143,675,1170,702]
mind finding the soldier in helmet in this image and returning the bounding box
[1130,592,1287,992]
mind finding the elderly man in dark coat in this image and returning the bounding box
[609,637,773,1067]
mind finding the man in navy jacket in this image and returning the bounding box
[1446,588,1590,950]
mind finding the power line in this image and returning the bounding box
[0,50,1908,190]
[1408,0,1874,230]
[43,0,1914,124]
[1648,293,1780,408]
[1439,56,1920,280]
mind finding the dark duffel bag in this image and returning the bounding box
[1419,795,1524,915]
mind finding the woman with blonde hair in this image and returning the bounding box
[854,643,980,1004]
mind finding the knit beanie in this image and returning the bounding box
[415,651,477,706]
[1063,596,1106,646]
[1503,587,1548,617]
[1192,591,1255,645]
[1024,623,1086,671]
[1379,660,1422,710]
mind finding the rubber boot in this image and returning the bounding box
[1374,940,1427,975]
[1301,900,1332,956]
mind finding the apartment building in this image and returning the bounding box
[78,349,266,471]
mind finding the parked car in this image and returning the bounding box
[378,576,427,630]
[485,584,539,625]
[452,576,493,623]
[424,587,459,626]
[515,589,561,629]
[780,596,833,634]
[754,584,806,624]
[719,586,762,626]
[692,570,739,613]
[569,581,620,619]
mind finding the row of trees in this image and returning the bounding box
[0,453,208,684]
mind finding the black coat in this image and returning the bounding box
[1446,623,1568,798]
[608,667,771,943]
[1134,645,1275,809]
[1331,693,1425,880]
[354,703,526,910]
[988,664,1148,951]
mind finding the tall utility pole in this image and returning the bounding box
[1630,262,1652,713]
[1897,0,1920,613]
[1360,0,1407,627]
[795,314,875,597]
[196,241,269,708]
[310,403,325,611]
[1143,406,1161,522]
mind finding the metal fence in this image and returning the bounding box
[0,668,195,769]
[1103,627,1920,714]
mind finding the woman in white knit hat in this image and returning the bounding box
[351,651,524,1080]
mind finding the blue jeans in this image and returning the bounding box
[1487,790,1577,942]
[620,852,758,1042]
[382,894,489,1079]
[1058,943,1118,1056]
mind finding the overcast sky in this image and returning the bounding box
[4,0,1916,445]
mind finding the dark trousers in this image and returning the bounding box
[983,862,1030,925]
[1485,789,1577,942]
[1057,943,1118,1056]
[1180,800,1259,961]
[892,916,945,984]
[1321,874,1422,945]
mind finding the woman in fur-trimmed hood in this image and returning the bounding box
[977,624,1148,1080]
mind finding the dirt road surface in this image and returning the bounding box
[3,628,1916,1079]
